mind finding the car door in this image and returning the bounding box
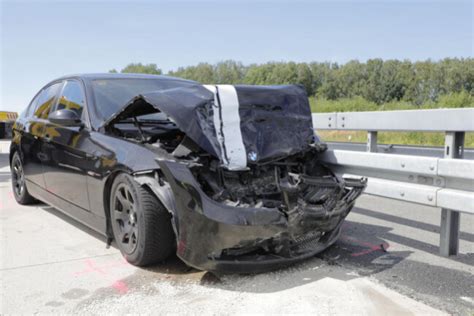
[41,80,92,210]
[20,82,63,189]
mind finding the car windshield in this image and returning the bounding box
[91,78,196,122]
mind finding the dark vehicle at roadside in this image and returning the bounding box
[10,73,365,273]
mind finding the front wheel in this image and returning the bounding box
[110,173,175,266]
[11,151,37,205]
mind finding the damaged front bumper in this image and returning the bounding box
[158,160,366,273]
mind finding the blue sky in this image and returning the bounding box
[1,0,473,112]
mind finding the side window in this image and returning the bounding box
[56,81,85,118]
[26,91,44,117]
[33,82,63,119]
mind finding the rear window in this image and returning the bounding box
[90,78,195,121]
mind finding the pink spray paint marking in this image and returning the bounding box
[112,280,129,294]
[73,258,130,294]
[341,235,390,257]
[9,191,15,202]
[1,191,16,210]
[74,258,128,276]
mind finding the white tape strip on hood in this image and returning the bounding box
[203,84,247,170]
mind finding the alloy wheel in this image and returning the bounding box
[12,156,25,198]
[112,183,139,254]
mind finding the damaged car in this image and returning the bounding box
[10,73,366,272]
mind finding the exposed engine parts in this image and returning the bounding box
[103,83,366,271]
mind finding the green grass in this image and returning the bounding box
[318,130,474,148]
[309,91,474,113]
[310,92,474,148]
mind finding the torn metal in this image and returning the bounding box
[104,83,366,272]
[102,84,315,170]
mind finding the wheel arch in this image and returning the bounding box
[9,144,18,167]
[102,170,125,241]
[103,169,178,242]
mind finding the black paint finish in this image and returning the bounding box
[10,73,365,273]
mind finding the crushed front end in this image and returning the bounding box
[104,83,366,272]
[158,146,366,273]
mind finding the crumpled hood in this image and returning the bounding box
[102,84,316,170]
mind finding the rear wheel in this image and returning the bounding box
[11,151,37,205]
[110,173,175,266]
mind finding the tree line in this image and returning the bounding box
[110,58,473,107]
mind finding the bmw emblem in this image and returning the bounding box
[248,151,257,161]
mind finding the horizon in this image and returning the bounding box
[1,0,473,112]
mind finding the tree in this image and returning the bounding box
[309,62,333,96]
[110,63,162,75]
[243,63,275,85]
[214,60,245,84]
[109,58,474,108]
[295,63,313,94]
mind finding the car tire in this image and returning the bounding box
[110,173,175,266]
[11,151,37,205]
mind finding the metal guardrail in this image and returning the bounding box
[323,142,474,160]
[313,108,474,257]
[313,108,474,131]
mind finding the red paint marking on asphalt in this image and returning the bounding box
[73,259,106,276]
[73,258,131,294]
[1,191,16,210]
[74,258,128,276]
[112,280,129,294]
[351,242,389,257]
[340,235,390,257]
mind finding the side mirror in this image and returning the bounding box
[49,109,83,127]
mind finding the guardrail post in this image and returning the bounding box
[367,131,378,152]
[439,131,465,256]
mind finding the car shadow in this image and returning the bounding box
[40,204,107,244]
[39,203,199,275]
[39,201,473,274]
[353,207,474,242]
[194,219,472,315]
[200,220,413,290]
[40,201,466,269]
[62,205,473,314]
[37,201,473,312]
[39,202,409,277]
[350,208,474,265]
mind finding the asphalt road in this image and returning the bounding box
[0,151,473,315]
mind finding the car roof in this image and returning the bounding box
[54,73,197,83]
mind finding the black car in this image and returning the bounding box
[10,73,365,273]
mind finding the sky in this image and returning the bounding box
[1,0,473,112]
